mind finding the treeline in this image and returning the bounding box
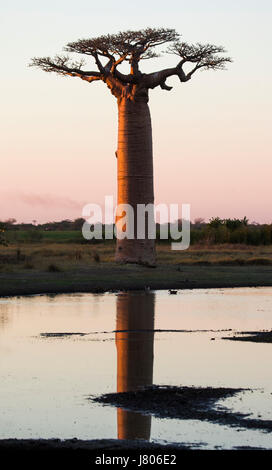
[1,218,86,231]
[189,217,272,245]
[1,217,272,246]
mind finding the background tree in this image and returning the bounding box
[0,223,8,246]
[30,27,231,266]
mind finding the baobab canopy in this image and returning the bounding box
[30,28,231,266]
[30,27,231,100]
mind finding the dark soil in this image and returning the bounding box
[0,438,269,465]
[39,328,233,339]
[0,438,190,466]
[91,385,272,432]
[40,332,88,337]
[1,264,272,297]
[222,331,272,343]
[0,437,188,452]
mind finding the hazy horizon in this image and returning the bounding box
[1,210,268,226]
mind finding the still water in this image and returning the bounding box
[0,288,272,449]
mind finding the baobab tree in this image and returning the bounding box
[30,28,231,266]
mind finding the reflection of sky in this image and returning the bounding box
[1,1,272,223]
[0,288,272,448]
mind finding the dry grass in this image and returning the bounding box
[156,243,272,265]
[0,242,271,272]
[0,243,114,272]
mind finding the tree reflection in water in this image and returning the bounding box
[115,292,155,440]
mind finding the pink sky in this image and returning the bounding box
[1,1,271,224]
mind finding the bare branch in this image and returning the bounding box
[143,41,231,91]
[92,52,105,74]
[160,81,173,91]
[65,28,179,73]
[168,41,232,71]
[29,56,101,82]
[144,65,188,90]
[30,29,232,97]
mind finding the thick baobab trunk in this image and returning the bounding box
[115,97,156,266]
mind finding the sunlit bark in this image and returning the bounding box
[115,95,155,266]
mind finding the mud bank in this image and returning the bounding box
[222,331,272,343]
[39,328,233,338]
[0,438,269,466]
[91,385,272,432]
[1,264,272,297]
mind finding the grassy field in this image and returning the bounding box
[0,241,272,296]
[1,241,272,272]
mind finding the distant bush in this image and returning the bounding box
[0,222,8,246]
[0,236,8,246]
[246,257,272,265]
[26,230,43,242]
[24,261,34,269]
[93,251,100,263]
[189,218,272,247]
[47,263,62,272]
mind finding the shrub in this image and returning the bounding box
[93,252,100,263]
[47,263,62,272]
[26,230,43,242]
[24,262,34,269]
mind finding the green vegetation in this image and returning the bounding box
[0,217,271,295]
[2,217,271,246]
[190,217,272,246]
[0,220,272,295]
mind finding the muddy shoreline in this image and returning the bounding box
[0,264,272,297]
[2,385,271,462]
[222,331,272,343]
[92,385,272,433]
[0,439,190,466]
[0,438,269,465]
[0,438,189,451]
